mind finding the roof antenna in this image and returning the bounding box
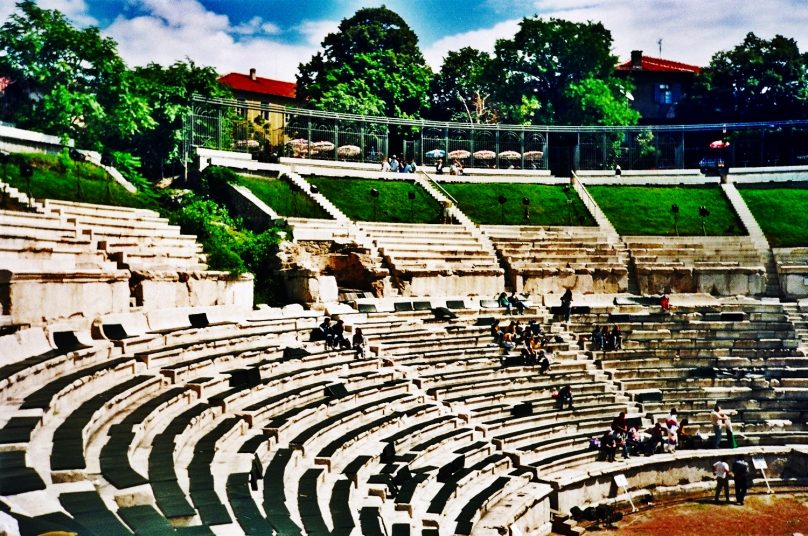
[657,38,663,57]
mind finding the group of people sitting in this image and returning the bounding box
[594,408,687,462]
[381,154,417,173]
[494,319,556,373]
[314,317,366,358]
[590,324,623,351]
[497,291,527,315]
[433,158,464,175]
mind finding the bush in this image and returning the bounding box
[171,193,284,302]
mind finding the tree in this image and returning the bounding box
[131,60,230,178]
[296,7,432,119]
[0,1,154,149]
[489,17,637,126]
[681,33,808,122]
[429,47,497,123]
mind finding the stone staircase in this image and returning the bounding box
[783,302,808,353]
[721,182,781,297]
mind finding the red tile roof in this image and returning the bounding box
[218,72,297,99]
[616,56,701,74]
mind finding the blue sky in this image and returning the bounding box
[3,0,808,81]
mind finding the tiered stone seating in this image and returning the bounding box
[357,221,504,296]
[40,199,253,309]
[624,235,767,295]
[571,303,808,446]
[5,297,808,535]
[482,225,630,294]
[0,208,131,324]
[773,247,808,297]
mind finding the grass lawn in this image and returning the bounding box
[0,153,158,210]
[306,176,442,223]
[441,182,595,226]
[737,184,808,247]
[234,175,331,219]
[587,185,745,236]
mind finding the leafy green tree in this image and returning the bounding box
[131,60,230,178]
[489,17,637,126]
[564,77,639,126]
[0,1,154,148]
[297,7,432,118]
[681,32,808,122]
[429,47,496,123]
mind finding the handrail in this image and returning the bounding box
[418,171,457,204]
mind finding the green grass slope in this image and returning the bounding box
[441,182,595,226]
[737,184,808,247]
[0,153,158,210]
[587,185,745,236]
[234,175,331,219]
[306,176,441,223]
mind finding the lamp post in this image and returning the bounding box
[671,203,680,236]
[562,185,573,225]
[407,190,415,221]
[0,151,9,205]
[698,205,710,236]
[69,148,85,201]
[20,162,33,207]
[522,197,530,223]
[497,194,507,224]
[370,188,380,220]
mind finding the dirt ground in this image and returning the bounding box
[583,492,808,536]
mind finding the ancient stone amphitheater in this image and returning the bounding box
[2,150,808,536]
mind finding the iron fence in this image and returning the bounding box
[186,96,808,173]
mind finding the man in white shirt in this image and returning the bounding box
[713,458,731,503]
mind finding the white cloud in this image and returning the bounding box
[529,0,808,66]
[31,0,98,27]
[103,0,322,80]
[297,19,340,47]
[423,18,521,69]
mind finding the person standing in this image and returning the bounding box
[710,404,730,448]
[560,288,573,322]
[713,458,731,503]
[352,327,366,359]
[731,457,749,505]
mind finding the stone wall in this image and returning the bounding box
[547,446,807,513]
[774,247,808,298]
[0,269,130,326]
[131,270,254,310]
[635,266,766,296]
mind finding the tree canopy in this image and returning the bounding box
[296,6,432,119]
[489,17,637,126]
[429,47,497,123]
[0,0,154,149]
[681,32,808,122]
[131,60,230,178]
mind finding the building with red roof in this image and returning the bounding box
[218,69,297,105]
[217,68,299,151]
[616,50,701,123]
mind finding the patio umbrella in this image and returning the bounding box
[425,149,446,159]
[473,150,496,160]
[523,150,544,160]
[286,138,309,147]
[312,141,335,153]
[448,149,471,160]
[498,150,521,160]
[337,144,361,158]
[235,139,260,149]
[709,140,730,149]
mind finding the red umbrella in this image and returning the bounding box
[709,140,730,149]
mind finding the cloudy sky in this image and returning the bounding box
[3,0,808,81]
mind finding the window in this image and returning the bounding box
[655,84,673,105]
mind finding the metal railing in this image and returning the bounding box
[186,96,808,172]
